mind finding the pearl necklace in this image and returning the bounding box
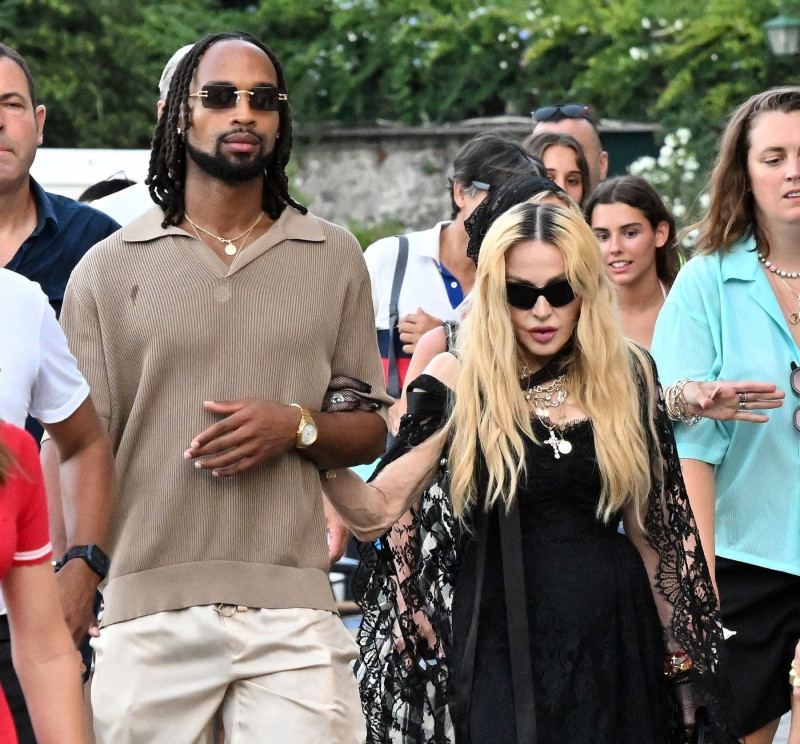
[522,368,572,459]
[758,250,800,279]
[185,210,264,256]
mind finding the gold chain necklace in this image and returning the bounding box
[521,368,572,459]
[185,210,264,256]
[776,275,800,325]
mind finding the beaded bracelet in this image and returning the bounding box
[664,379,701,427]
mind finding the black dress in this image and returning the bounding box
[452,418,672,743]
[353,352,734,744]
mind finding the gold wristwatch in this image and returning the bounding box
[291,403,318,449]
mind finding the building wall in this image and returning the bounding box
[32,118,658,233]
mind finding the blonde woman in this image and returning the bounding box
[0,422,84,744]
[325,203,734,743]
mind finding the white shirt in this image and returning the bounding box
[364,222,466,330]
[0,268,89,428]
[91,183,155,226]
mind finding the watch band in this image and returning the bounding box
[61,544,111,580]
[291,403,318,449]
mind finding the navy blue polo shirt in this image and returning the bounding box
[5,178,120,316]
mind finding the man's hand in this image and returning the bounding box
[398,308,443,354]
[184,399,299,477]
[55,559,100,646]
[323,494,350,564]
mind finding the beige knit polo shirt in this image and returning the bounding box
[61,205,391,625]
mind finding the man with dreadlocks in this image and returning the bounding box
[60,31,390,743]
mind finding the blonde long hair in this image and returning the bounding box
[447,202,654,522]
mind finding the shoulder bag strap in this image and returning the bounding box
[387,235,409,398]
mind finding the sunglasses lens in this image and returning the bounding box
[506,283,536,309]
[560,104,588,118]
[791,365,800,396]
[544,280,577,307]
[251,87,283,111]
[202,85,237,109]
[506,280,576,309]
[532,106,558,122]
[794,406,800,432]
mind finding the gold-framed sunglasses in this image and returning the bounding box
[189,84,287,112]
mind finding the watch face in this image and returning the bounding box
[300,423,318,446]
[87,545,111,574]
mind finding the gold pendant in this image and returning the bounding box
[224,243,237,256]
[790,312,800,325]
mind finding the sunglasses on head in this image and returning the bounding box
[189,84,288,112]
[531,103,591,123]
[506,279,576,309]
[791,362,800,432]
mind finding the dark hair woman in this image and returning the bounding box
[586,174,680,349]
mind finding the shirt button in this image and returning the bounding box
[451,281,458,288]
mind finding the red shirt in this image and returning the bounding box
[0,422,53,744]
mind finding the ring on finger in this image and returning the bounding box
[738,399,747,412]
[738,392,748,405]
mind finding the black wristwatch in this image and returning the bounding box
[58,544,111,580]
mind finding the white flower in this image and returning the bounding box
[676,128,692,145]
[664,133,678,148]
[683,170,696,183]
[642,17,651,29]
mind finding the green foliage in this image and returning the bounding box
[347,217,406,250]
[0,0,797,168]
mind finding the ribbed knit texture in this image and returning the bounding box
[61,206,391,624]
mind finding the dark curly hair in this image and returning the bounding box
[146,31,306,227]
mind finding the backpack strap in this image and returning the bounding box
[386,235,409,398]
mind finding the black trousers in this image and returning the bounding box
[0,615,36,744]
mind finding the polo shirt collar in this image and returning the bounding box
[719,234,759,282]
[122,203,326,245]
[416,221,450,263]
[28,177,58,238]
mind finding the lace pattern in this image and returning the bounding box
[352,355,734,744]
[352,375,459,744]
[630,350,735,742]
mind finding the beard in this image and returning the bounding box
[186,135,273,182]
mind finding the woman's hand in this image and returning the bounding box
[682,380,784,423]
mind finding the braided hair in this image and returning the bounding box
[147,31,307,227]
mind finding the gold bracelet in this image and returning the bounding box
[665,379,701,427]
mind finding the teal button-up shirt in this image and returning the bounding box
[651,235,800,576]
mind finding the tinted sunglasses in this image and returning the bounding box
[531,103,591,123]
[506,279,576,309]
[189,84,288,111]
[791,362,800,431]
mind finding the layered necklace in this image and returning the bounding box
[759,250,800,324]
[522,366,572,459]
[185,210,264,256]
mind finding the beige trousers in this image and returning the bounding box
[90,605,366,744]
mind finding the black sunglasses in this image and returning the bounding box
[506,279,576,309]
[189,84,288,112]
[531,103,591,123]
[791,362,800,431]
